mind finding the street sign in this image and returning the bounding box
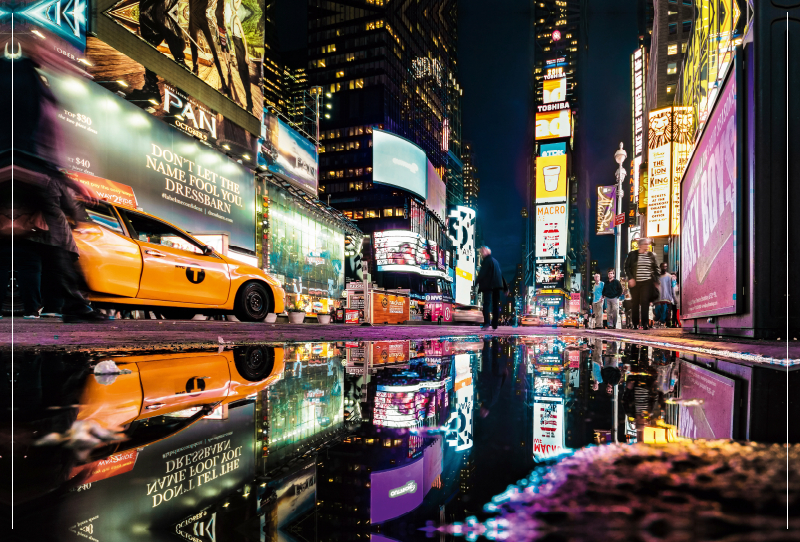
[614,213,625,226]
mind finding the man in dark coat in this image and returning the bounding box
[476,246,507,330]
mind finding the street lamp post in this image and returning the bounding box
[613,143,627,282]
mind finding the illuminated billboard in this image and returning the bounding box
[535,203,568,259]
[671,106,693,235]
[543,77,567,104]
[596,185,616,235]
[535,109,572,140]
[372,129,427,200]
[540,142,567,157]
[647,108,672,237]
[535,154,568,202]
[373,230,449,280]
[46,69,256,251]
[535,262,565,290]
[260,113,318,197]
[533,401,566,462]
[681,65,739,320]
[105,0,265,119]
[448,206,476,306]
[427,160,447,222]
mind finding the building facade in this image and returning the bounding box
[307,0,464,298]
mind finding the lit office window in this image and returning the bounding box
[668,44,678,55]
[667,63,677,75]
[682,42,688,53]
[383,208,393,217]
[666,86,674,93]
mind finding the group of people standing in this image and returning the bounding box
[587,238,681,330]
[623,238,680,330]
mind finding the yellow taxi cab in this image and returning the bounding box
[76,346,285,449]
[73,201,285,321]
[520,314,542,326]
[560,316,580,328]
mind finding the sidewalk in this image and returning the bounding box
[1,319,797,365]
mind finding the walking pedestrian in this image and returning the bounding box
[591,273,604,329]
[476,246,508,330]
[656,262,676,327]
[602,269,623,329]
[0,55,106,323]
[623,238,659,330]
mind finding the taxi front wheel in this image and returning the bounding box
[234,281,271,322]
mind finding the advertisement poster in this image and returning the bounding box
[535,154,568,202]
[448,206,477,272]
[535,203,567,259]
[535,262,565,290]
[677,361,737,439]
[260,113,318,196]
[535,109,572,140]
[372,129,427,199]
[647,108,673,237]
[539,142,567,157]
[534,376,563,397]
[681,67,738,320]
[543,77,567,104]
[671,106,693,235]
[372,341,411,364]
[596,185,616,235]
[105,0,265,119]
[84,38,258,159]
[65,171,138,209]
[371,292,410,324]
[533,401,565,462]
[426,161,447,222]
[47,70,256,251]
[569,292,581,314]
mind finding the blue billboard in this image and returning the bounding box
[372,129,427,200]
[260,113,318,197]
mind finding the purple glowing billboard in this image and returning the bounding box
[677,361,737,439]
[370,457,424,524]
[680,59,740,320]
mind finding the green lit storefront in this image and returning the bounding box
[256,178,362,318]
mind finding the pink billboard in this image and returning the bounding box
[680,63,739,320]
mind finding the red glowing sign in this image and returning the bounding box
[552,30,562,41]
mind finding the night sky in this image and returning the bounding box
[276,0,638,281]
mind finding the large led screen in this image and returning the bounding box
[535,203,567,259]
[535,109,572,140]
[533,401,565,462]
[535,154,568,202]
[370,458,424,524]
[448,206,476,306]
[543,77,567,104]
[535,262,565,290]
[372,129,427,200]
[105,0,265,119]
[647,108,673,237]
[681,64,739,320]
[260,113,318,197]
[373,231,448,280]
[46,70,256,251]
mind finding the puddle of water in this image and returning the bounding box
[2,336,795,541]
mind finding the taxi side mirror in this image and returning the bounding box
[202,245,214,256]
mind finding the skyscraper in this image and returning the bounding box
[461,142,479,208]
[308,0,462,292]
[528,0,587,317]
